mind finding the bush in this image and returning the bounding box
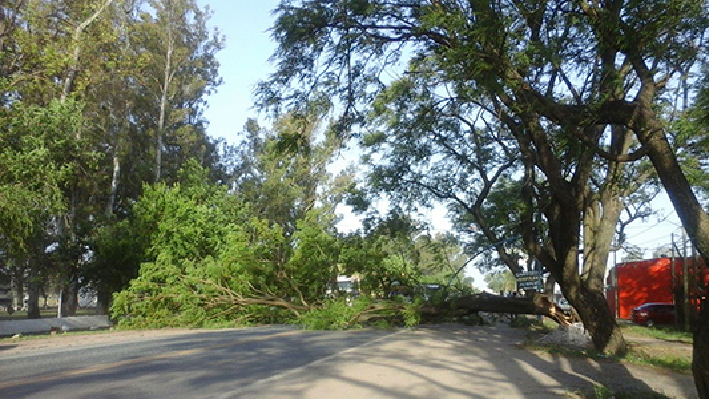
[298,297,372,330]
[402,298,422,327]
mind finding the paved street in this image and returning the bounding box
[0,325,697,399]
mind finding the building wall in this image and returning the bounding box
[616,258,674,318]
[606,257,707,319]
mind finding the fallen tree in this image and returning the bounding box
[420,293,573,326]
[114,281,572,329]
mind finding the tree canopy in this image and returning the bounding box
[259,0,709,395]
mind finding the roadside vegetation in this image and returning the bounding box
[3,0,709,397]
[519,319,693,375]
[621,325,693,345]
[574,385,675,399]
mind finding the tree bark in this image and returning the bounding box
[108,144,120,215]
[12,265,24,311]
[424,293,572,325]
[577,285,625,354]
[694,302,709,399]
[156,24,174,183]
[631,83,709,399]
[96,287,110,315]
[26,267,40,319]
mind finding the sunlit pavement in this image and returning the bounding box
[0,325,697,399]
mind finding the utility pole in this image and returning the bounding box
[683,229,690,331]
[671,233,677,329]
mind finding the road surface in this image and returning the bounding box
[0,325,697,399]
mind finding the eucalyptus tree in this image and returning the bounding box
[0,0,224,315]
[133,0,224,182]
[12,0,126,315]
[231,114,347,239]
[0,99,88,317]
[0,0,27,84]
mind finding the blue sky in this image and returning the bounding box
[195,0,684,288]
[198,0,279,144]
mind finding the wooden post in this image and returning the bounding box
[683,230,690,331]
[672,233,677,329]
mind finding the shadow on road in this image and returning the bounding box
[0,325,697,399]
[227,324,696,399]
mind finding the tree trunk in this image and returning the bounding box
[575,285,625,354]
[426,293,572,325]
[66,282,78,316]
[156,27,173,183]
[633,93,709,398]
[96,287,110,315]
[58,286,68,317]
[12,266,24,311]
[107,146,120,215]
[694,302,709,399]
[26,269,40,319]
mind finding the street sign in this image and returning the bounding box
[515,270,542,291]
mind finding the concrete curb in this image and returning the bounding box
[0,316,111,337]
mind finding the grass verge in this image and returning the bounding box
[620,325,693,344]
[0,328,114,342]
[572,384,675,399]
[622,347,692,374]
[521,340,692,374]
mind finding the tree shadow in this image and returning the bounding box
[0,325,697,399]
[0,342,17,351]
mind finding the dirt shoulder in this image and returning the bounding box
[0,328,222,355]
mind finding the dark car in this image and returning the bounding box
[631,302,675,327]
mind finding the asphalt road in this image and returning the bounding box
[0,326,395,399]
[0,325,697,399]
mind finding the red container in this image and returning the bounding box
[606,257,707,319]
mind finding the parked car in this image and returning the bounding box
[631,302,675,327]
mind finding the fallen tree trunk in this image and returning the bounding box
[217,292,572,326]
[420,293,572,325]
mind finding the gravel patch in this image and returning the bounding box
[537,322,593,349]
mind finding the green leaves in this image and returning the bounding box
[0,99,86,254]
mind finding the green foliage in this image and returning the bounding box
[109,178,290,327]
[581,385,673,399]
[299,297,372,330]
[402,298,422,327]
[110,112,350,327]
[0,99,87,255]
[484,269,517,293]
[622,350,692,374]
[621,325,693,344]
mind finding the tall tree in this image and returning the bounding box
[0,99,88,317]
[259,2,709,395]
[134,0,223,182]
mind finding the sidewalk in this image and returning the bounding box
[0,315,111,337]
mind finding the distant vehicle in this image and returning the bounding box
[557,298,571,313]
[631,302,675,327]
[325,275,359,298]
